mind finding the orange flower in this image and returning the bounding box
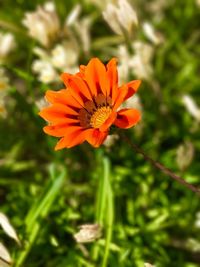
[39,58,141,150]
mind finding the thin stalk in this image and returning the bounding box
[120,132,200,196]
[93,156,109,261]
[101,158,114,267]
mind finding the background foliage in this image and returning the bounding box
[0,0,200,266]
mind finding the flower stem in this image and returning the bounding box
[120,132,200,196]
[93,156,114,267]
[101,158,114,267]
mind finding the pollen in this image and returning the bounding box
[90,106,112,128]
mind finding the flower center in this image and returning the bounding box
[78,94,113,129]
[90,106,112,128]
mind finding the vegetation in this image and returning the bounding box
[0,0,200,266]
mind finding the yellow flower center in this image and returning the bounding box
[78,94,113,129]
[90,106,112,128]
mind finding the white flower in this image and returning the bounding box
[0,242,11,267]
[65,4,81,26]
[73,17,92,53]
[103,0,138,36]
[0,213,20,245]
[130,41,154,80]
[144,264,156,267]
[176,141,194,171]
[33,43,79,83]
[51,43,78,70]
[182,95,200,122]
[44,1,56,12]
[32,59,58,83]
[33,47,49,60]
[117,45,130,83]
[22,2,60,47]
[195,212,200,228]
[143,22,163,45]
[74,224,101,243]
[117,42,154,82]
[0,213,20,266]
[0,32,15,61]
[64,5,91,54]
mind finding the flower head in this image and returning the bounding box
[74,224,101,243]
[39,58,141,150]
[22,2,60,47]
[182,95,200,122]
[103,0,138,36]
[0,32,15,62]
[117,42,154,82]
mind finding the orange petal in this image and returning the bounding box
[61,73,92,101]
[55,127,85,150]
[45,89,68,104]
[55,127,91,150]
[124,80,141,101]
[112,84,129,110]
[79,65,86,74]
[84,58,109,96]
[76,65,86,78]
[86,129,108,147]
[99,111,117,132]
[114,108,141,129]
[39,103,78,123]
[106,58,118,100]
[43,122,80,137]
[46,89,82,109]
[112,80,142,110]
[60,74,84,106]
[55,137,68,150]
[66,128,92,148]
[43,125,63,137]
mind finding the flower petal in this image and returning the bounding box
[45,89,82,109]
[84,58,109,96]
[106,58,118,100]
[79,65,86,74]
[113,80,142,110]
[66,128,91,148]
[45,89,67,104]
[39,103,78,123]
[43,125,64,137]
[55,128,92,150]
[112,84,129,110]
[43,121,80,137]
[61,73,92,101]
[99,111,117,132]
[55,137,68,150]
[124,80,141,101]
[114,108,141,129]
[86,129,108,147]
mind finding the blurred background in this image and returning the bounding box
[0,0,200,266]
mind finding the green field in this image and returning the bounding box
[0,0,200,266]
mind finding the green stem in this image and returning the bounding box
[101,160,114,267]
[92,155,109,261]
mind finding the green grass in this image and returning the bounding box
[0,0,200,266]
